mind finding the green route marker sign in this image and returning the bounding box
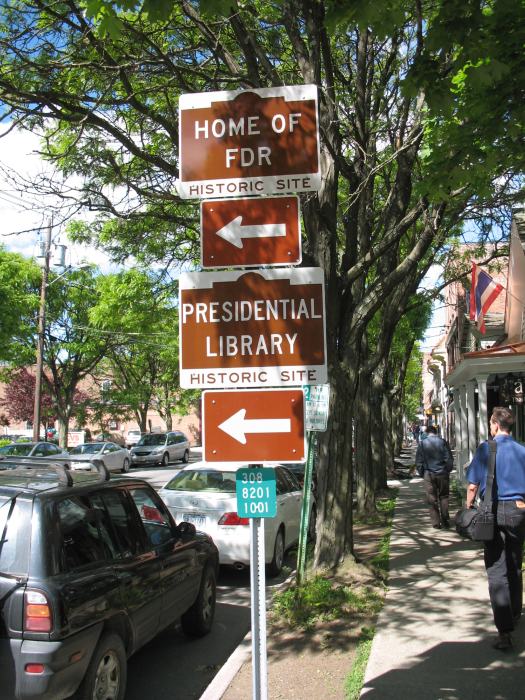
[236,467,277,518]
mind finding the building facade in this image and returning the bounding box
[440,212,525,477]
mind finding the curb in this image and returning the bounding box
[198,631,252,700]
[199,569,293,699]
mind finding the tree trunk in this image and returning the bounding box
[355,372,376,518]
[56,412,70,448]
[313,366,355,568]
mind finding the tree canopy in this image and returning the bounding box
[0,246,40,365]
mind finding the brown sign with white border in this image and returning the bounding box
[178,85,320,199]
[201,195,301,268]
[203,388,305,463]
[179,267,326,389]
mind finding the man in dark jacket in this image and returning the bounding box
[416,425,454,529]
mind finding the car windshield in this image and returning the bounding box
[2,444,33,456]
[164,470,236,493]
[137,434,166,446]
[69,443,104,455]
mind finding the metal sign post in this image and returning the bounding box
[296,431,316,586]
[250,516,268,700]
[296,384,330,585]
[236,466,276,700]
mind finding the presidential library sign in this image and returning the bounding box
[178,268,327,389]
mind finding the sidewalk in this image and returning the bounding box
[361,477,525,700]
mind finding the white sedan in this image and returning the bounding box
[158,463,315,576]
[67,441,131,473]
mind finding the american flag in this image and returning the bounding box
[469,262,504,334]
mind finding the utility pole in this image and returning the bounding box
[33,222,52,442]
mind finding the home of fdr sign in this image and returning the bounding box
[178,84,320,199]
[179,268,327,389]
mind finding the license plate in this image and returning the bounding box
[183,513,206,528]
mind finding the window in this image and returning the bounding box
[57,497,116,570]
[276,469,292,495]
[281,467,301,492]
[93,490,142,558]
[129,488,173,547]
[0,496,31,575]
[164,469,236,494]
[32,444,47,456]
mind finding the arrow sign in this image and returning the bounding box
[218,408,291,444]
[216,216,286,249]
[201,196,301,268]
[203,388,306,463]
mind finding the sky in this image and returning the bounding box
[0,127,109,270]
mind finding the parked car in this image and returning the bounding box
[130,431,190,467]
[68,441,132,473]
[0,441,68,460]
[158,463,316,576]
[126,429,143,449]
[0,461,218,700]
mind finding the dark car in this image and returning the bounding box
[0,441,68,460]
[0,461,218,700]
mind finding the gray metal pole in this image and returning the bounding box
[32,222,52,442]
[249,516,268,700]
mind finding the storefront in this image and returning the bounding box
[445,342,525,478]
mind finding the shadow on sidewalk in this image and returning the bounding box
[361,636,525,700]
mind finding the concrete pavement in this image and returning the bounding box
[361,477,525,700]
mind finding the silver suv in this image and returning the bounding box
[130,431,190,467]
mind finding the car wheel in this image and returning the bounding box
[181,449,190,463]
[73,632,126,700]
[267,528,285,577]
[181,563,216,637]
[161,452,169,467]
[121,458,130,474]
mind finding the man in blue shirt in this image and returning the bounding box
[466,406,525,650]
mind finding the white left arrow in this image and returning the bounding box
[218,408,291,445]
[215,216,286,249]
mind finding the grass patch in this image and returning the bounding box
[343,489,397,696]
[272,491,397,630]
[271,576,383,631]
[344,627,375,700]
[370,491,397,580]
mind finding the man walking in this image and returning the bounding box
[416,425,454,529]
[466,407,525,650]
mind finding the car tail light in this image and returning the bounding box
[218,512,249,526]
[25,664,45,674]
[24,590,52,633]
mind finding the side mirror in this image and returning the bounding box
[177,521,196,537]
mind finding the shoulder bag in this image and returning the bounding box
[455,439,496,541]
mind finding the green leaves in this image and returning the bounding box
[0,247,41,366]
[325,0,408,36]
